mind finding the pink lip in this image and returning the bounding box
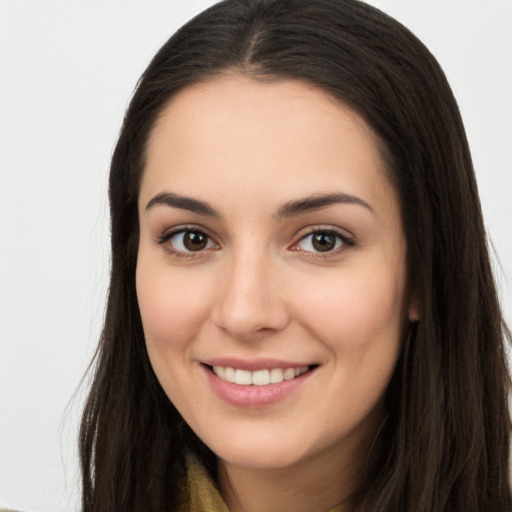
[200,362,317,408]
[202,358,313,371]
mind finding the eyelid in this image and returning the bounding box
[155,223,355,259]
[156,224,220,258]
[289,225,355,255]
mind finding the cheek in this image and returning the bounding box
[135,262,217,413]
[294,263,405,353]
[135,263,213,358]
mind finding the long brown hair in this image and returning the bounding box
[79,0,512,510]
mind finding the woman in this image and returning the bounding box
[79,0,512,510]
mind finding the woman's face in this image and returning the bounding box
[136,76,410,472]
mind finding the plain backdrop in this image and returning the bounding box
[1,1,511,511]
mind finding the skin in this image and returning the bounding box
[136,75,412,512]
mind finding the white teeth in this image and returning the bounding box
[234,369,252,385]
[294,366,308,376]
[269,368,284,383]
[212,365,310,386]
[283,368,296,380]
[252,369,270,386]
[214,366,225,379]
[224,367,235,383]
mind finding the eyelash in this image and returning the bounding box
[157,226,218,259]
[291,227,355,258]
[156,225,355,259]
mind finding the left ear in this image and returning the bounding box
[407,299,420,322]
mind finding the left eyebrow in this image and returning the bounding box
[274,192,374,220]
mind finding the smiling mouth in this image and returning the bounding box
[207,365,317,386]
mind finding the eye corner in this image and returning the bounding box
[288,241,302,252]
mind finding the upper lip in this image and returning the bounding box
[201,358,316,372]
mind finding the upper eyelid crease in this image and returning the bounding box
[296,229,355,248]
[157,226,213,242]
[156,225,354,246]
[156,228,217,258]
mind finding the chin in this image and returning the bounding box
[217,447,305,470]
[201,428,318,470]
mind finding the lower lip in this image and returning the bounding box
[202,365,315,408]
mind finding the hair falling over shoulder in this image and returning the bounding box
[79,0,512,510]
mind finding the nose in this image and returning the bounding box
[211,249,290,341]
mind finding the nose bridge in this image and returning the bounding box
[213,241,288,339]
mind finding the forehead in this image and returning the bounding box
[141,75,397,218]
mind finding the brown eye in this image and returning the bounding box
[161,229,217,253]
[296,230,348,254]
[311,232,337,252]
[183,231,208,251]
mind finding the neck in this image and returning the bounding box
[217,439,367,512]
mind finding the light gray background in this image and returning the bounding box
[1,1,511,511]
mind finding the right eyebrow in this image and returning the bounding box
[145,192,220,217]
